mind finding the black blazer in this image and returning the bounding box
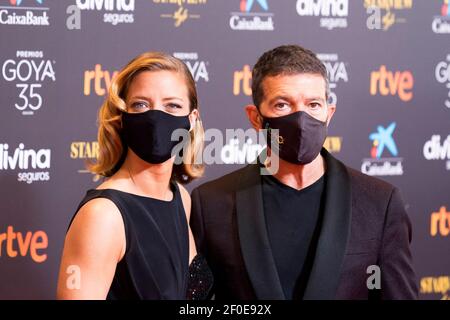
[190,148,418,300]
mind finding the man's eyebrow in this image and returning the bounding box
[305,97,326,102]
[267,95,293,104]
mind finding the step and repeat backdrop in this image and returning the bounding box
[0,0,449,299]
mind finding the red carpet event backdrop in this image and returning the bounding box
[0,0,449,299]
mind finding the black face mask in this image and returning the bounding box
[121,109,191,164]
[260,110,328,165]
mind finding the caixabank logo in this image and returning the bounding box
[173,52,209,83]
[316,53,349,105]
[230,0,274,31]
[432,0,450,34]
[75,0,135,26]
[361,122,403,176]
[1,50,56,116]
[364,0,413,31]
[423,134,450,171]
[0,0,49,26]
[435,54,450,109]
[296,0,348,30]
[154,0,207,28]
[0,142,51,184]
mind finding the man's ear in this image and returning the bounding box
[326,104,336,126]
[245,104,263,131]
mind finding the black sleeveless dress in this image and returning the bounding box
[70,180,213,300]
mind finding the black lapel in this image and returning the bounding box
[236,163,286,300]
[302,148,352,299]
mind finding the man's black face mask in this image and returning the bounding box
[259,110,328,165]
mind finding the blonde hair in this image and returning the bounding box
[88,52,204,184]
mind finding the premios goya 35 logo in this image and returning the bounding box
[316,53,348,105]
[173,52,209,83]
[435,54,450,109]
[2,50,56,116]
[0,143,51,184]
[0,0,49,26]
[361,122,403,176]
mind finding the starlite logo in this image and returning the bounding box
[432,0,450,34]
[361,122,404,176]
[230,0,274,31]
[154,0,206,28]
[0,0,49,26]
[364,0,413,31]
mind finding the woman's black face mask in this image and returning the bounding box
[121,109,191,164]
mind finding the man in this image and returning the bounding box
[190,45,417,300]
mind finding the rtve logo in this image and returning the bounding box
[431,206,450,237]
[233,64,252,96]
[0,226,48,263]
[83,64,118,96]
[370,65,414,102]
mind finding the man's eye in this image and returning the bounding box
[274,103,289,110]
[310,102,321,109]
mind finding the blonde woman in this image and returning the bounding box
[57,52,212,300]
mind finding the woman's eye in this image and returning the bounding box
[167,103,182,109]
[131,102,148,110]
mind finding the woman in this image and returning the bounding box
[57,52,212,300]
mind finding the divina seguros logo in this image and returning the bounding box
[296,0,348,30]
[76,0,135,25]
[423,134,450,171]
[0,143,51,184]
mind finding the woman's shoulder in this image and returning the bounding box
[176,182,192,218]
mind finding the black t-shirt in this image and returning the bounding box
[261,173,325,299]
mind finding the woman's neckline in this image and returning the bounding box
[89,181,177,203]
